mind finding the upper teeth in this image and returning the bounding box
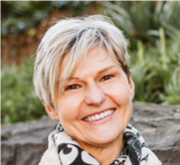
[84,109,114,121]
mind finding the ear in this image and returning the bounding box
[128,71,135,99]
[43,102,59,121]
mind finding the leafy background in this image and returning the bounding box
[1,1,180,123]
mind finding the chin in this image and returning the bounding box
[86,129,123,147]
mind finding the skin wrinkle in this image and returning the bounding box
[58,46,118,94]
[46,47,134,165]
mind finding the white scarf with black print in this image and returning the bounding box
[54,123,161,165]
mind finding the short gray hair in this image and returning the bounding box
[33,15,130,110]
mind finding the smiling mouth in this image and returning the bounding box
[83,108,116,122]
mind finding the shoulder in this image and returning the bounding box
[146,150,162,165]
[124,124,162,165]
[38,131,60,165]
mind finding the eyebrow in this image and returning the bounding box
[68,65,117,81]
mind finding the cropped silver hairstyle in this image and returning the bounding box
[34,15,130,109]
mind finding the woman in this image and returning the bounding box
[34,15,161,165]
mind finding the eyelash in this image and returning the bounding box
[65,84,80,91]
[101,75,114,81]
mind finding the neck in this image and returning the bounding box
[79,134,123,165]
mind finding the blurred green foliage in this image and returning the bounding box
[104,1,180,104]
[160,67,180,104]
[131,35,180,104]
[2,1,51,36]
[1,59,46,123]
[1,1,180,123]
[1,1,97,36]
[104,1,180,49]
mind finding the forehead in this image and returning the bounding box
[60,46,118,77]
[78,48,117,72]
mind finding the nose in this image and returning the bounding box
[85,82,105,106]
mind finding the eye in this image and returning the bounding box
[101,75,114,81]
[65,84,81,91]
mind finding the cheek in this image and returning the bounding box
[102,81,131,105]
[56,93,84,121]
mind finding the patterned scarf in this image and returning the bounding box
[54,123,160,165]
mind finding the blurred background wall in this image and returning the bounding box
[1,1,180,124]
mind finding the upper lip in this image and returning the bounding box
[82,108,116,120]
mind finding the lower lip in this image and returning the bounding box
[83,109,116,125]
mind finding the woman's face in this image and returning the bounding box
[54,47,134,148]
